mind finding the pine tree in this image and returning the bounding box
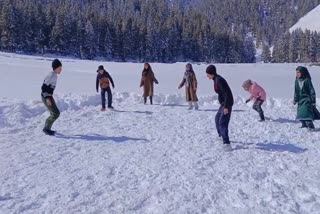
[261,44,271,63]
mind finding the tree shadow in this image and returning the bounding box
[113,110,153,115]
[56,133,149,143]
[255,143,307,154]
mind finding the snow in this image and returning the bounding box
[289,4,320,33]
[1,52,320,213]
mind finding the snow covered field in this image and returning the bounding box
[1,52,320,213]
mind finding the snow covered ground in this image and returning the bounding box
[1,52,320,213]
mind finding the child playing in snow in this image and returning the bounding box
[242,79,266,121]
[206,65,234,150]
[178,63,199,110]
[96,65,115,111]
[41,59,62,136]
[140,63,159,105]
[294,66,320,130]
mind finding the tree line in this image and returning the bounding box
[0,0,319,63]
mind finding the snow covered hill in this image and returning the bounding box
[290,4,320,33]
[1,53,320,213]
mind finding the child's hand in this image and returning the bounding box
[245,99,250,103]
[293,100,297,105]
[223,108,229,115]
[46,98,52,107]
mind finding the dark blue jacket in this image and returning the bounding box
[213,75,234,108]
[96,71,114,92]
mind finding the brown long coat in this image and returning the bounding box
[140,70,158,97]
[179,71,198,102]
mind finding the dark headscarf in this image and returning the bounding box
[186,63,194,73]
[296,66,311,80]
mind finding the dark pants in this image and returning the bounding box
[144,96,153,105]
[253,99,265,120]
[215,105,232,144]
[101,87,112,109]
[42,96,60,130]
[301,120,315,129]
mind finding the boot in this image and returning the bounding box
[150,96,153,105]
[259,112,265,122]
[144,97,147,104]
[194,102,199,110]
[43,128,55,136]
[188,102,193,110]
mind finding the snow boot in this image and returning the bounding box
[194,102,199,110]
[43,129,55,136]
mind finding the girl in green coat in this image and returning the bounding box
[294,66,320,130]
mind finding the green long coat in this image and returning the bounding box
[294,78,318,120]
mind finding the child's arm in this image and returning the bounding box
[308,79,316,105]
[96,76,99,92]
[193,73,197,91]
[178,77,186,89]
[108,73,115,88]
[293,80,299,104]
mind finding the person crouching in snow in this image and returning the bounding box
[41,59,62,136]
[294,66,320,130]
[140,63,159,105]
[242,79,266,121]
[206,65,234,150]
[96,65,115,111]
[178,63,199,110]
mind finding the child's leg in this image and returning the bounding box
[101,89,106,109]
[253,99,264,120]
[150,96,153,105]
[194,101,199,110]
[106,87,112,108]
[144,97,147,104]
[301,121,307,128]
[215,107,223,137]
[306,120,315,129]
[188,102,193,109]
[218,106,232,144]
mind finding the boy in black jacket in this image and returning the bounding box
[96,65,115,111]
[206,65,234,149]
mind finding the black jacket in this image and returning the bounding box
[213,75,234,108]
[96,71,114,91]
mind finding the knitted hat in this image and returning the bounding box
[206,65,217,75]
[242,79,252,88]
[52,59,62,70]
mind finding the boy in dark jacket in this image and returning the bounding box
[206,65,234,150]
[41,59,62,136]
[96,65,115,111]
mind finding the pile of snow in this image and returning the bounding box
[290,4,320,33]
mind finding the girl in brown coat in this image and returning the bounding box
[178,63,199,110]
[140,63,159,104]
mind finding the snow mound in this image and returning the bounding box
[0,92,313,129]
